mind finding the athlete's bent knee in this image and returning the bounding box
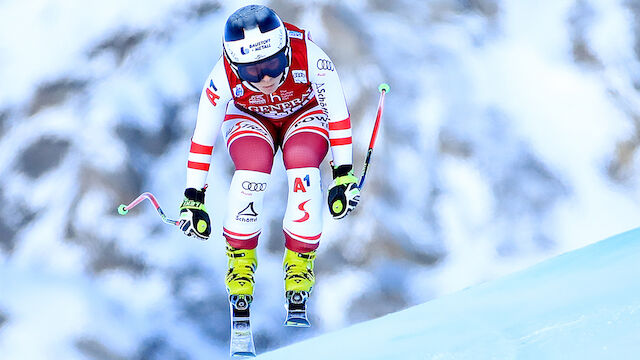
[230,137,274,173]
[283,133,328,170]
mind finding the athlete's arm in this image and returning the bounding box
[186,57,233,189]
[306,39,353,168]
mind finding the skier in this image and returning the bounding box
[177,4,360,321]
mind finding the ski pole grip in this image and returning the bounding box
[378,83,390,93]
[116,192,180,226]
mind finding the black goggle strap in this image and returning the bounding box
[278,33,291,86]
[223,49,259,91]
[224,49,242,79]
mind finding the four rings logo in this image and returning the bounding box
[242,181,267,192]
[317,59,334,71]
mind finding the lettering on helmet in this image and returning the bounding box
[287,30,303,39]
[250,39,271,51]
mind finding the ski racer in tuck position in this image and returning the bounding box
[177,4,360,321]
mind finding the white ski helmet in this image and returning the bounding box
[223,5,290,83]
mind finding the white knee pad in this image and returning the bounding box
[223,170,271,244]
[283,167,323,247]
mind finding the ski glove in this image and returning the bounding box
[327,165,360,219]
[179,188,211,240]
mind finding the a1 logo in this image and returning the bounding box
[293,175,311,193]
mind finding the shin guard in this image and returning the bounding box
[283,167,323,253]
[223,170,270,249]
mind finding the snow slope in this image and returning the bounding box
[258,227,640,359]
[2,1,640,358]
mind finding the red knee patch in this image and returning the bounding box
[282,132,328,169]
[229,137,274,173]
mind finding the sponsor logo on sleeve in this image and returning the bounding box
[206,80,220,106]
[317,59,334,71]
[292,70,307,84]
[315,82,328,114]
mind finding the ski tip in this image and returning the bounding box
[378,83,390,93]
[231,351,257,358]
[117,204,128,215]
[284,319,311,328]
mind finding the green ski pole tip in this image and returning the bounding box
[118,204,129,215]
[378,83,390,93]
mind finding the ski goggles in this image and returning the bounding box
[236,48,288,83]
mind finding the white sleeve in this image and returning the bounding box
[307,40,353,167]
[186,57,233,189]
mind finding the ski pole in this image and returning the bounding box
[358,83,389,190]
[117,192,180,226]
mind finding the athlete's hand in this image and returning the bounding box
[179,188,211,240]
[327,165,360,219]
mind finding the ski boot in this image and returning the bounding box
[226,245,257,357]
[283,249,316,327]
[225,245,258,296]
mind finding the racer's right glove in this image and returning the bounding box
[179,187,211,240]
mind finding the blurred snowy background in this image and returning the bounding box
[1,0,639,358]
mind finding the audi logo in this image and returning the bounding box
[317,59,334,71]
[242,181,267,191]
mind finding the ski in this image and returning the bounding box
[229,295,256,358]
[284,290,311,327]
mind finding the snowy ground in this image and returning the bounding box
[2,0,640,358]
[258,227,640,359]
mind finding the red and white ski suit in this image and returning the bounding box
[186,23,352,252]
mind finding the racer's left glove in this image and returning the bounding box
[327,164,360,219]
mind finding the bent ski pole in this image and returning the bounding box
[358,83,390,190]
[117,192,180,226]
